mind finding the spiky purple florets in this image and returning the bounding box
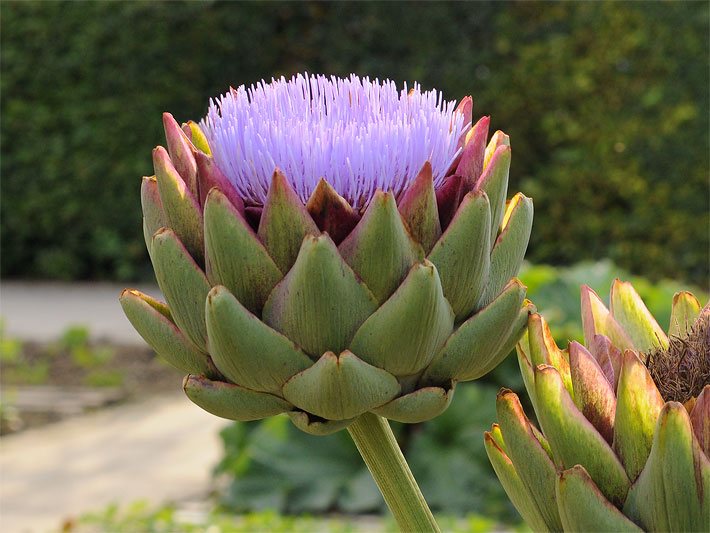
[201,73,468,208]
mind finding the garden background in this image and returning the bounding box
[1,1,708,531]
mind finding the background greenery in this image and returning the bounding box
[2,1,708,284]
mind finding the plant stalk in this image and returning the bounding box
[347,412,440,532]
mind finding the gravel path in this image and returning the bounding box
[0,282,228,532]
[0,393,228,533]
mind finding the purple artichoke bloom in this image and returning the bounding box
[122,73,534,436]
[202,73,468,209]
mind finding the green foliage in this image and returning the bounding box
[1,2,707,283]
[77,501,517,533]
[216,384,521,523]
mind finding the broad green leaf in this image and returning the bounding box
[568,341,616,444]
[428,190,491,320]
[151,228,211,352]
[258,169,320,273]
[349,260,454,376]
[484,426,552,532]
[580,285,635,351]
[263,234,378,357]
[476,144,511,245]
[669,291,702,337]
[204,188,283,314]
[153,146,204,261]
[372,383,455,423]
[422,279,525,384]
[398,162,441,254]
[339,190,423,304]
[288,411,356,436]
[282,351,400,420]
[120,289,215,377]
[481,193,533,307]
[496,390,563,531]
[610,279,669,350]
[183,374,291,421]
[472,299,535,379]
[140,176,166,255]
[623,402,710,531]
[163,112,198,197]
[613,350,666,480]
[205,286,313,394]
[556,466,643,532]
[534,365,630,507]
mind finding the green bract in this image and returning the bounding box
[486,281,710,531]
[121,112,534,435]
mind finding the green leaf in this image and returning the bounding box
[183,374,292,421]
[150,228,211,352]
[163,112,198,198]
[152,146,204,262]
[568,341,616,444]
[427,190,491,320]
[484,426,552,532]
[288,411,356,436]
[613,350,666,480]
[339,190,423,304]
[257,169,320,273]
[421,279,525,384]
[282,351,400,420]
[398,162,442,254]
[348,260,454,376]
[140,176,166,255]
[472,299,535,379]
[263,234,378,357]
[496,389,563,531]
[205,286,313,394]
[480,193,533,307]
[610,279,669,350]
[623,402,710,531]
[120,289,215,377]
[182,120,211,155]
[372,383,455,423]
[556,466,643,532]
[476,144,511,245]
[534,364,630,507]
[204,188,283,314]
[669,291,702,337]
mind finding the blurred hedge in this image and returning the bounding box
[2,1,708,283]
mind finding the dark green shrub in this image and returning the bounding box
[2,2,707,283]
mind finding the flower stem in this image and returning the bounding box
[347,412,440,532]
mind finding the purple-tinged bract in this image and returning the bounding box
[202,73,468,208]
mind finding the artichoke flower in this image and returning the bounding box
[485,280,709,531]
[120,74,534,436]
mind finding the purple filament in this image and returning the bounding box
[201,73,468,208]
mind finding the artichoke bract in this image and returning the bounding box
[121,74,534,436]
[486,280,709,531]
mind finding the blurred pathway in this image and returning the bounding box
[0,392,229,533]
[0,282,162,344]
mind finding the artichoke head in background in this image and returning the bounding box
[121,74,534,435]
[486,280,709,531]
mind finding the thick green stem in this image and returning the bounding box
[347,412,440,532]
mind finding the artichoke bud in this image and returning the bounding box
[122,74,534,435]
[489,280,710,531]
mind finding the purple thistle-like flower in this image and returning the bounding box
[201,73,469,209]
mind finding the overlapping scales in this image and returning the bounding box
[122,107,534,435]
[486,282,710,531]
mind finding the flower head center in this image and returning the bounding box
[201,73,468,209]
[645,310,710,404]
